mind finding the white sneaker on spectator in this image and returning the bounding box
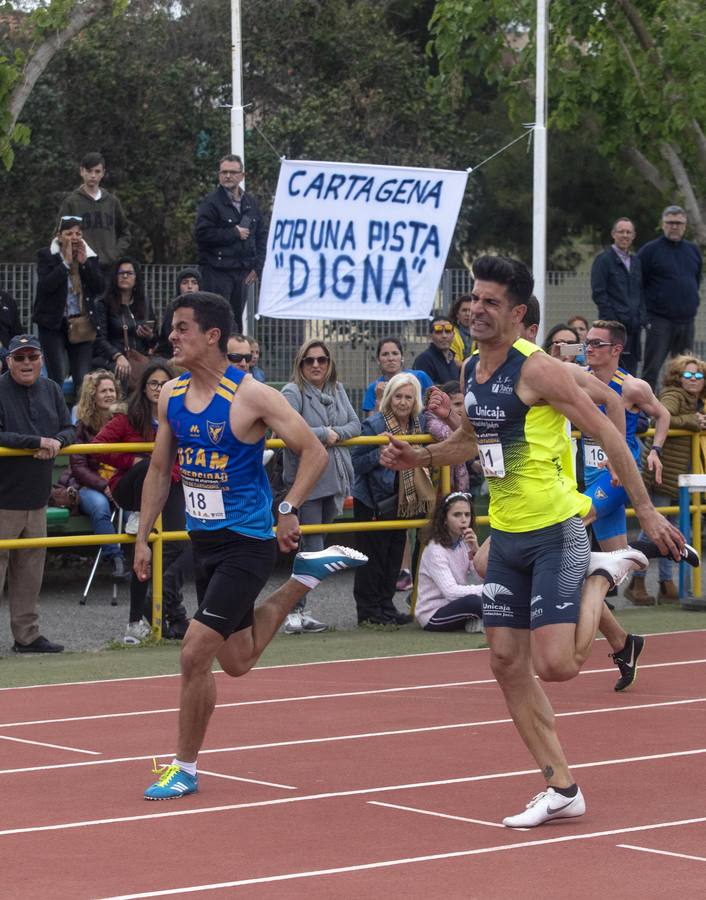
[300,612,328,633]
[283,612,303,634]
[125,512,140,535]
[464,615,484,634]
[124,618,151,645]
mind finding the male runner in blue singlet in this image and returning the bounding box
[134,292,366,800]
[381,256,683,829]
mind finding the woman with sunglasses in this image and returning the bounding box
[92,360,190,642]
[627,355,706,605]
[33,215,104,392]
[94,257,156,386]
[280,339,361,633]
[415,492,484,632]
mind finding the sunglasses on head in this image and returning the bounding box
[682,371,704,380]
[302,355,329,366]
[432,324,454,334]
[60,215,83,225]
[228,352,252,364]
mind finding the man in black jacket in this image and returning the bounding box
[194,155,267,332]
[590,217,645,375]
[413,316,460,385]
[0,335,75,653]
[638,205,703,389]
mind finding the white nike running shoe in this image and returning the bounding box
[586,548,648,589]
[503,786,586,828]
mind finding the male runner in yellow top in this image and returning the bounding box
[381,255,683,828]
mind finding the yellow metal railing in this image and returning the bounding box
[0,428,701,637]
[0,435,450,639]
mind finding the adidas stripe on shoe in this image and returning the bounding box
[144,761,198,800]
[292,545,368,583]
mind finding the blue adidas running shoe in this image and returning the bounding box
[144,761,198,800]
[292,545,368,581]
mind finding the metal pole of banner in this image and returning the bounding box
[231,0,245,161]
[533,0,548,345]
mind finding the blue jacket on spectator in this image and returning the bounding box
[352,410,427,508]
[637,235,702,322]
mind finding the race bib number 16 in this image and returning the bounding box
[583,441,608,469]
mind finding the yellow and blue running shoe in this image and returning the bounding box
[144,760,198,800]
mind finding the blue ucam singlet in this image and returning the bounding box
[166,365,274,540]
[583,366,641,487]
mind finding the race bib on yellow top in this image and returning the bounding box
[478,442,505,478]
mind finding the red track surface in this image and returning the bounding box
[1,631,705,899]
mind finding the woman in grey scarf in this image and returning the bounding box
[280,338,361,632]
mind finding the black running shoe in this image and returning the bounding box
[631,539,700,568]
[611,633,645,692]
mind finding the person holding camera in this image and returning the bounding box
[93,257,156,390]
[33,215,103,392]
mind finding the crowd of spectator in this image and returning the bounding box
[0,151,704,650]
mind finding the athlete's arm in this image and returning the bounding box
[519,353,683,557]
[569,366,626,438]
[256,382,328,551]
[623,376,669,485]
[134,382,179,582]
[380,404,478,471]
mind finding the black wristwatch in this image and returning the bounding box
[277,500,299,516]
[651,445,663,458]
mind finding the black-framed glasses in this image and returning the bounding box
[682,371,704,380]
[584,339,614,349]
[432,323,454,334]
[228,352,252,364]
[117,270,135,277]
[146,380,168,390]
[301,355,329,366]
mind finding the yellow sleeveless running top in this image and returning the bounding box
[464,338,592,532]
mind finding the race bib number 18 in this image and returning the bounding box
[479,442,506,478]
[183,485,226,520]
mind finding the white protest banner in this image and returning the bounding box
[257,159,468,321]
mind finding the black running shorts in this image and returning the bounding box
[190,529,278,638]
[483,517,590,630]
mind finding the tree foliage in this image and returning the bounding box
[431,0,706,243]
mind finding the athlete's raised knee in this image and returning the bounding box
[219,655,255,678]
[533,655,579,683]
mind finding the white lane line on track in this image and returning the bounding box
[1,697,705,776]
[368,800,516,830]
[617,844,706,863]
[2,628,704,692]
[0,735,99,755]
[92,816,706,899]
[3,658,706,730]
[198,770,297,790]
[1,748,705,838]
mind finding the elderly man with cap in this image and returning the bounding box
[0,334,75,653]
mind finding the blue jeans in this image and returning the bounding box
[78,487,122,560]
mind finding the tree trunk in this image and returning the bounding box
[8,0,111,133]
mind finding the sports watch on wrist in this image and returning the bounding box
[277,501,299,516]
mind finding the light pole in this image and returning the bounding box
[533,0,548,344]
